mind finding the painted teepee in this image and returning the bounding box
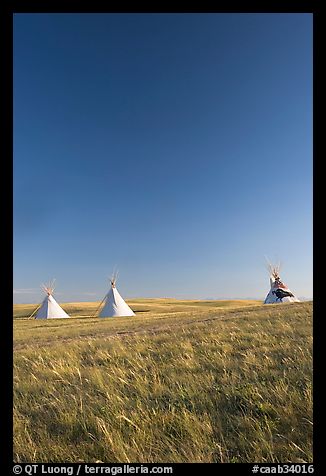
[98,273,135,318]
[264,262,300,304]
[31,280,70,319]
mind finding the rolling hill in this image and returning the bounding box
[13,299,312,463]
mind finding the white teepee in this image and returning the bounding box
[98,273,135,318]
[264,263,300,304]
[32,280,70,319]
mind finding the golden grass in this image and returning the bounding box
[13,300,312,463]
[13,298,260,319]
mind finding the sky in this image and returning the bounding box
[13,13,313,304]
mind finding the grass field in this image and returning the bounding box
[13,299,312,463]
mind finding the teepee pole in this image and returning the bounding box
[92,294,107,318]
[28,303,42,319]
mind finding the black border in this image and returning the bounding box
[4,2,319,473]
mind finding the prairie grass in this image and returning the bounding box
[13,300,312,463]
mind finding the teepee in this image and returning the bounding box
[98,273,135,318]
[264,262,300,304]
[31,280,70,319]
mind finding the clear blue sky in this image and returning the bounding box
[13,13,313,304]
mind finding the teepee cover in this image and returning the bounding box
[264,263,299,304]
[99,276,135,318]
[35,281,70,319]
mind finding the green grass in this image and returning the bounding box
[13,299,312,463]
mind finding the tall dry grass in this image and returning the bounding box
[13,301,312,463]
